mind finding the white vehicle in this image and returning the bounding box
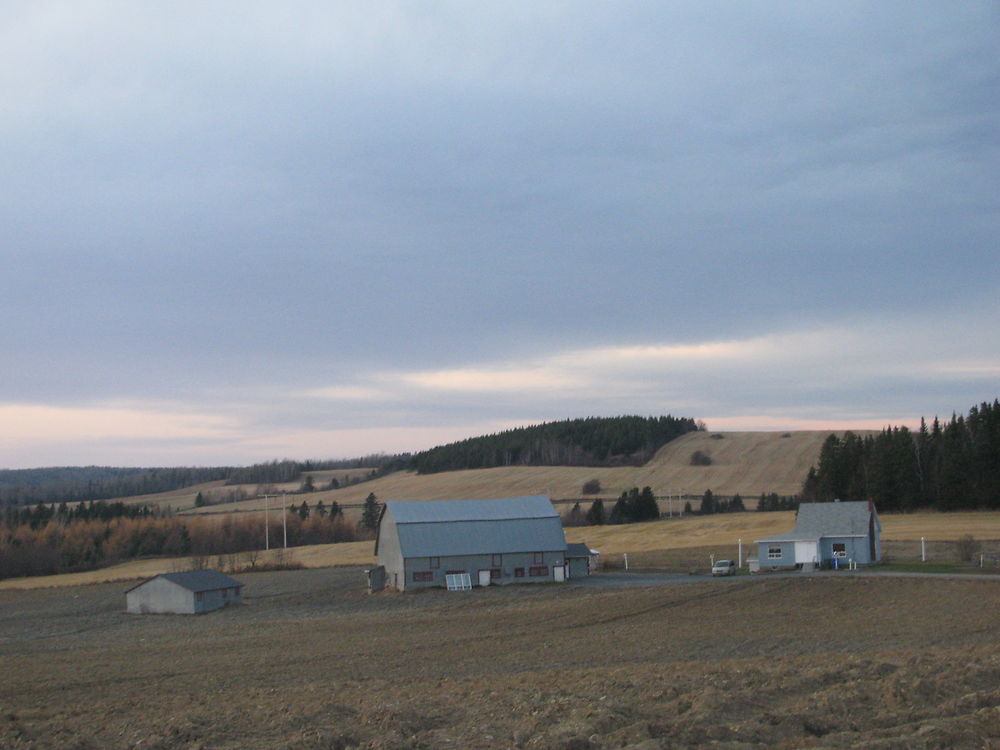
[712,559,736,576]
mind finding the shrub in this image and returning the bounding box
[956,534,981,562]
[690,450,713,466]
[581,478,602,495]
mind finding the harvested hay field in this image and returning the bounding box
[1,568,998,749]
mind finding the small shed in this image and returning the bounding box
[374,495,569,591]
[126,570,243,614]
[565,542,598,578]
[755,500,882,570]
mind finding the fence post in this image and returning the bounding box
[921,536,926,562]
[624,552,629,571]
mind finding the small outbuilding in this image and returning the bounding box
[374,495,569,591]
[755,500,882,570]
[565,542,598,578]
[126,570,243,614]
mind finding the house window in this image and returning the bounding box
[767,547,782,559]
[514,567,525,577]
[490,568,501,581]
[533,552,544,564]
[445,570,465,576]
[492,554,502,567]
[832,543,847,558]
[413,571,433,582]
[429,556,440,569]
[529,566,548,577]
[195,592,204,602]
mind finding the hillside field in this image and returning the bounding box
[169,430,863,518]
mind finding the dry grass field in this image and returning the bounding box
[171,430,866,518]
[1,567,998,749]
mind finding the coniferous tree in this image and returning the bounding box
[361,493,380,530]
[586,499,605,525]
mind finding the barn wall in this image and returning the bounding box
[375,510,406,590]
[403,549,568,590]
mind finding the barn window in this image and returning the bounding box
[413,571,433,582]
[832,543,847,558]
[529,566,548,577]
[445,570,465,576]
[491,554,502,567]
[767,547,782,559]
[196,592,204,602]
[490,568,501,580]
[514,567,525,577]
[533,552,544,564]
[429,556,440,569]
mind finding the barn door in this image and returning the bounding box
[553,565,565,582]
[478,569,492,587]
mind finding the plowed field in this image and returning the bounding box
[1,568,998,749]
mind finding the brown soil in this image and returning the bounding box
[1,568,998,749]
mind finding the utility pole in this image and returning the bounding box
[264,494,270,550]
[282,492,288,548]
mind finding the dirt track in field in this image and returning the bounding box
[1,568,998,749]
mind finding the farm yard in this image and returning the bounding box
[1,567,999,749]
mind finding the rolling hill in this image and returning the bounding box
[176,430,869,517]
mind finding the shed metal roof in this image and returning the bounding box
[565,542,593,558]
[126,569,242,594]
[384,496,567,558]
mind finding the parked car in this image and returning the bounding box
[712,559,736,576]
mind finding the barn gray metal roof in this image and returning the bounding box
[755,501,877,543]
[565,542,593,558]
[126,569,242,594]
[386,495,558,523]
[384,496,567,558]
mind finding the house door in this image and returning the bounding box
[478,569,492,587]
[553,565,565,582]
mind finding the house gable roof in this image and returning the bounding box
[755,501,878,544]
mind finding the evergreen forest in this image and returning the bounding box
[801,399,1000,512]
[408,415,699,474]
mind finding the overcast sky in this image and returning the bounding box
[2,1,998,468]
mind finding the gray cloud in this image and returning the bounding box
[1,1,997,465]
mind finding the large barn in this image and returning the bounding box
[125,570,243,614]
[755,500,882,570]
[373,495,569,591]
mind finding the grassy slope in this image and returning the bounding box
[5,510,998,590]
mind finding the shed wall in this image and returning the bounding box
[127,578,195,614]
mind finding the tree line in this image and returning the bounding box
[410,415,699,474]
[800,399,1000,512]
[0,455,399,508]
[0,507,368,580]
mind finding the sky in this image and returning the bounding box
[2,1,998,469]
